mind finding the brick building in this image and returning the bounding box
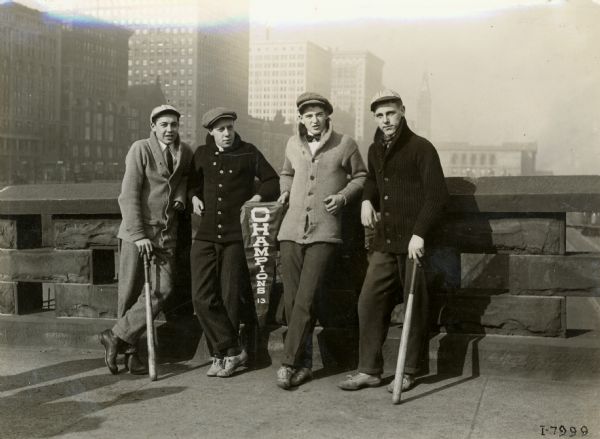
[0,2,61,184]
[58,15,132,181]
[55,0,250,146]
[330,50,384,151]
[249,40,331,124]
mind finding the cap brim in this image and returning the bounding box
[151,109,181,122]
[204,114,237,129]
[298,100,333,114]
[370,97,402,112]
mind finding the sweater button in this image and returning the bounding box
[219,170,224,174]
[218,197,222,201]
[213,162,217,166]
[306,207,311,211]
[217,224,222,228]
[384,195,389,200]
[385,212,390,216]
[217,211,222,215]
[386,239,391,244]
[310,176,315,180]
[384,177,389,182]
[218,184,223,188]
[217,234,222,239]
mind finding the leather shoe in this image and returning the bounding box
[290,367,312,387]
[124,353,149,375]
[387,374,415,393]
[276,365,295,390]
[337,373,381,391]
[99,329,120,375]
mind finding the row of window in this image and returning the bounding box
[449,153,497,166]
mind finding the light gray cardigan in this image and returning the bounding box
[277,123,367,244]
[117,132,192,248]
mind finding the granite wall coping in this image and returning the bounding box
[0,175,598,215]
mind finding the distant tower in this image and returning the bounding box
[417,73,432,138]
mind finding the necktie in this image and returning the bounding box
[306,134,321,142]
[166,147,174,174]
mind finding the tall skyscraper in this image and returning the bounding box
[48,0,250,145]
[330,50,384,149]
[416,72,432,138]
[0,2,61,183]
[249,40,331,124]
[58,16,132,180]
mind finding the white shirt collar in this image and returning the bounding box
[158,140,177,153]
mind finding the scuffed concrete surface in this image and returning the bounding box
[0,347,598,439]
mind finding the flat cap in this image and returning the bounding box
[370,89,403,112]
[202,107,237,129]
[296,92,333,115]
[150,104,180,123]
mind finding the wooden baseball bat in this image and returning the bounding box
[392,257,419,404]
[143,252,158,381]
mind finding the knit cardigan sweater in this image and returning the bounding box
[117,131,193,248]
[362,118,449,254]
[187,133,279,243]
[278,123,367,244]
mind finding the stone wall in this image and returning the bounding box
[0,177,598,338]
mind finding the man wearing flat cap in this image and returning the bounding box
[99,104,193,375]
[275,92,367,389]
[338,89,448,393]
[187,107,279,377]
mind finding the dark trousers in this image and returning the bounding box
[280,241,337,368]
[358,251,429,375]
[113,240,175,351]
[190,240,250,356]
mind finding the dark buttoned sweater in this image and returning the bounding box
[187,133,279,243]
[362,118,449,254]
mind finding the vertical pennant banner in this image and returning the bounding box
[240,201,285,327]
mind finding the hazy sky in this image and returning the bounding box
[18,0,600,174]
[250,0,600,175]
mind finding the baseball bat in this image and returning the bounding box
[143,252,158,381]
[392,257,419,404]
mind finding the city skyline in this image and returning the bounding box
[2,0,599,177]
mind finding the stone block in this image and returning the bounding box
[55,283,117,318]
[446,175,600,213]
[0,216,41,249]
[0,281,16,314]
[54,218,120,249]
[461,253,600,295]
[0,219,16,249]
[0,249,91,283]
[434,293,565,336]
[433,215,564,254]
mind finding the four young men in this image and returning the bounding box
[102,88,447,397]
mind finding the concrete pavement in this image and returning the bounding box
[1,346,598,439]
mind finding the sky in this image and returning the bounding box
[12,0,600,174]
[249,0,600,175]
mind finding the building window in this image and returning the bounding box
[95,113,103,141]
[84,111,91,140]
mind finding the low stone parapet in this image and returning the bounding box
[0,249,91,283]
[461,253,600,295]
[54,218,120,249]
[54,283,118,318]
